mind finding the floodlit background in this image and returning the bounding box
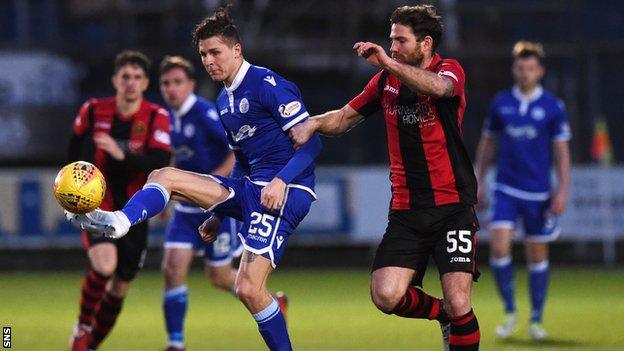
[0,1,623,350]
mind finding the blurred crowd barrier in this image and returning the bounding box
[1,166,623,251]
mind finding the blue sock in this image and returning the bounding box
[121,183,170,225]
[490,256,516,314]
[163,285,188,348]
[252,299,292,351]
[529,260,549,323]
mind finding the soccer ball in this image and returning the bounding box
[53,161,106,213]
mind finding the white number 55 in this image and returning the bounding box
[446,230,472,253]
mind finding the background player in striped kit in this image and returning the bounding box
[158,55,243,351]
[67,50,171,351]
[290,5,481,351]
[475,41,571,340]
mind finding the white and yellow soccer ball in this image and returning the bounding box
[53,161,106,213]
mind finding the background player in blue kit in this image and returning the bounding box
[475,41,571,340]
[158,55,242,351]
[67,7,322,351]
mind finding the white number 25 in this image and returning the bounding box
[446,230,472,253]
[248,212,275,238]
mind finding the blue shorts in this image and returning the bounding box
[164,205,242,266]
[208,176,315,268]
[489,190,560,242]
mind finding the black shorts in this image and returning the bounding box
[82,221,149,282]
[371,203,480,287]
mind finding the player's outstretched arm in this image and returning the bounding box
[353,41,453,98]
[384,59,454,98]
[289,105,363,148]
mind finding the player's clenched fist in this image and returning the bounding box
[198,215,221,243]
[261,177,287,211]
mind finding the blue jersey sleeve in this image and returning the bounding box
[276,133,322,184]
[483,98,502,135]
[258,75,310,132]
[550,99,572,141]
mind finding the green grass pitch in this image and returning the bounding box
[1,268,623,350]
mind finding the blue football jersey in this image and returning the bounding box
[215,61,315,195]
[484,86,571,199]
[169,94,230,175]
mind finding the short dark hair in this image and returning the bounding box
[114,50,151,74]
[192,6,241,48]
[512,41,545,65]
[390,5,444,51]
[159,56,195,79]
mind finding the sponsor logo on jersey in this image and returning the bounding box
[278,101,302,118]
[384,85,399,95]
[263,75,277,86]
[498,106,516,115]
[239,98,250,114]
[231,124,257,142]
[219,108,229,116]
[531,106,546,120]
[505,125,538,139]
[94,121,111,129]
[388,100,437,129]
[173,145,194,160]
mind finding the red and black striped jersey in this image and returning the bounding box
[348,54,477,210]
[70,97,171,210]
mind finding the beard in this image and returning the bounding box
[392,49,425,67]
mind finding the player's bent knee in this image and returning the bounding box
[147,167,176,187]
[370,285,403,313]
[208,269,231,290]
[235,280,262,305]
[91,260,116,277]
[444,294,471,318]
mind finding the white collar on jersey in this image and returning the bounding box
[512,84,543,103]
[173,94,197,119]
[225,60,251,92]
[512,85,543,116]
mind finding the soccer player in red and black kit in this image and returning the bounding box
[290,5,480,351]
[67,50,171,351]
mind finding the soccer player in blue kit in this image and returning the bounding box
[67,7,321,350]
[158,55,242,351]
[474,41,571,340]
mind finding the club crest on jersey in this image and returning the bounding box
[239,98,250,114]
[183,124,195,137]
[278,101,302,118]
[133,121,146,136]
[231,124,257,142]
[531,107,546,120]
